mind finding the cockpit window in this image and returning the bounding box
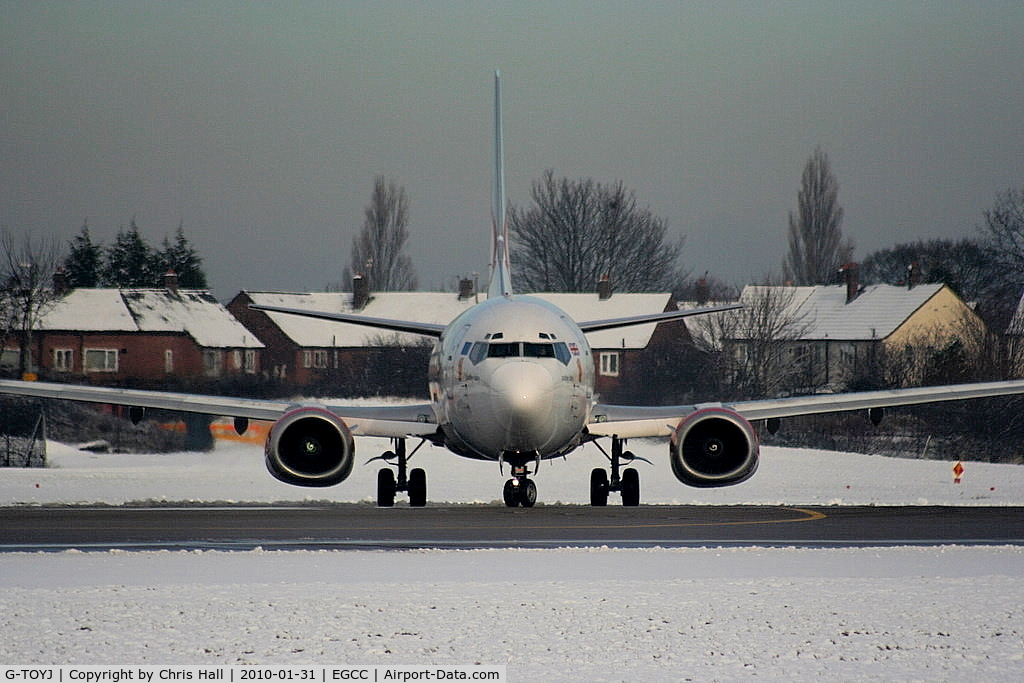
[487,342,520,358]
[468,340,573,365]
[553,342,571,365]
[469,341,488,364]
[523,342,555,359]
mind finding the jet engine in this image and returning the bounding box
[264,406,355,487]
[669,407,759,487]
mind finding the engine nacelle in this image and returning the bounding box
[669,407,759,488]
[265,406,355,487]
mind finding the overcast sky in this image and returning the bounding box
[3,2,1023,298]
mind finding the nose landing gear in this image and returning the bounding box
[502,473,538,508]
[501,457,539,508]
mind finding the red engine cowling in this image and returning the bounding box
[265,406,355,487]
[669,407,759,488]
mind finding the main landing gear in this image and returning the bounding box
[590,436,645,506]
[374,438,427,507]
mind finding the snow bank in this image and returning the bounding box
[2,437,1022,507]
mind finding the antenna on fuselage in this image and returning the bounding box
[488,70,513,299]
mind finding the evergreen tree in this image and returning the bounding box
[102,219,160,287]
[158,223,207,288]
[63,222,103,288]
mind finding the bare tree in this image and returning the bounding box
[982,185,1024,269]
[783,147,853,285]
[979,185,1024,327]
[1,229,63,377]
[346,176,417,292]
[861,237,1013,329]
[509,170,686,292]
[692,283,812,399]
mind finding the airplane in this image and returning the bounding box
[5,71,1024,508]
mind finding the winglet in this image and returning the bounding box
[488,70,513,299]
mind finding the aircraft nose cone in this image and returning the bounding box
[489,361,555,448]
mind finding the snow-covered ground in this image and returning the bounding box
[3,434,1022,507]
[2,436,1023,679]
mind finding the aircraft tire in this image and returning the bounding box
[377,468,396,507]
[409,468,427,507]
[590,468,609,506]
[621,467,640,507]
[502,479,518,507]
[520,478,537,508]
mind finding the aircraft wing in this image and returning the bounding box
[0,379,438,438]
[249,303,447,338]
[577,303,741,333]
[588,378,1024,438]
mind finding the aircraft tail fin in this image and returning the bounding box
[488,70,513,299]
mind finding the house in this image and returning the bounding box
[530,290,691,401]
[227,286,475,394]
[228,278,689,401]
[5,273,264,387]
[719,265,986,393]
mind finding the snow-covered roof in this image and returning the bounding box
[245,291,480,347]
[38,288,263,349]
[735,283,947,341]
[534,292,675,349]
[243,290,675,350]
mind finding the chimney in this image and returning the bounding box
[458,277,474,300]
[52,267,68,296]
[907,261,921,290]
[352,274,369,309]
[840,263,859,304]
[597,274,612,300]
[164,270,179,294]
[696,272,710,306]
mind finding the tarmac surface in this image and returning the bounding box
[2,504,1022,551]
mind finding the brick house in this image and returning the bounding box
[4,276,264,387]
[228,280,690,401]
[530,290,692,402]
[228,284,478,395]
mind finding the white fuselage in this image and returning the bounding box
[428,295,595,462]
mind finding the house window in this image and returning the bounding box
[302,350,329,369]
[244,349,256,374]
[204,350,222,376]
[0,348,18,370]
[599,351,619,377]
[839,344,855,368]
[164,350,174,374]
[84,348,118,373]
[54,348,74,372]
[233,350,243,370]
